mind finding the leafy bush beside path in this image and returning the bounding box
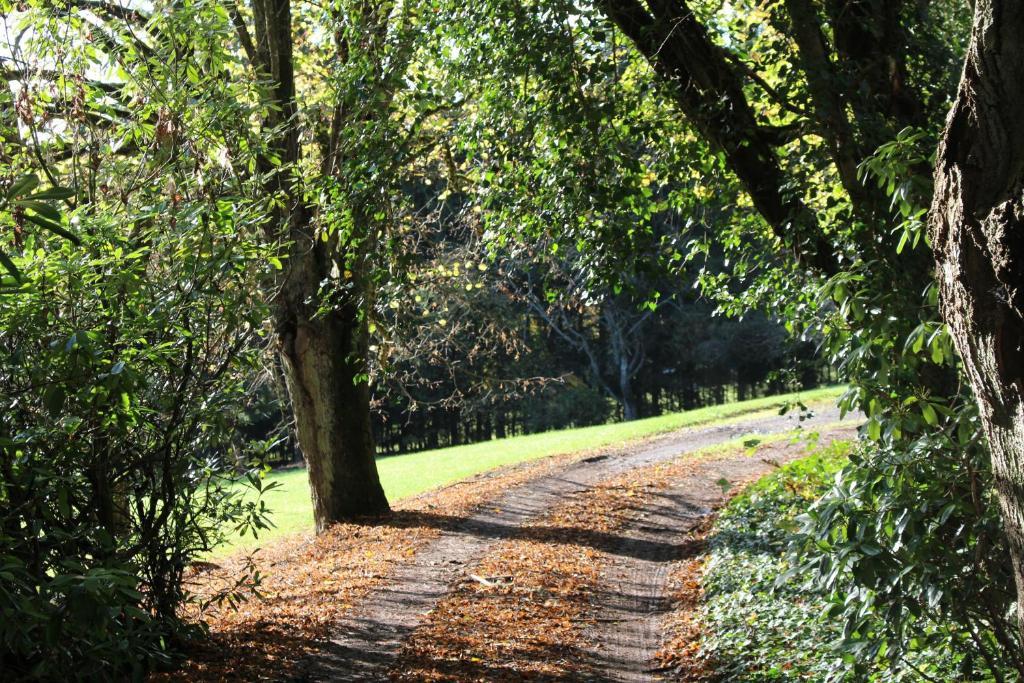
[698,441,975,682]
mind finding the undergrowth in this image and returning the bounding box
[698,439,969,682]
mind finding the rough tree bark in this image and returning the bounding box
[247,0,389,529]
[276,262,389,528]
[930,0,1024,635]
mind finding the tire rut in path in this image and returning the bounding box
[582,431,854,682]
[301,407,843,681]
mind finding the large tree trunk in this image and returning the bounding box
[931,0,1024,635]
[277,284,389,530]
[273,222,390,530]
[248,0,389,530]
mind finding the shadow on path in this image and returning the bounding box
[370,502,708,562]
[302,408,846,681]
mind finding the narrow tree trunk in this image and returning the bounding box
[448,410,461,445]
[931,0,1024,637]
[621,397,638,422]
[427,413,439,449]
[617,351,639,421]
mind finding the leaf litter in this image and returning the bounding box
[387,444,753,681]
[158,448,599,681]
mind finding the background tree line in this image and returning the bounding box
[243,173,827,461]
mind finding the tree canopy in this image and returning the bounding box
[3,0,1024,678]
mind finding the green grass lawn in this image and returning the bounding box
[220,386,844,555]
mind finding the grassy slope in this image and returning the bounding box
[222,386,843,555]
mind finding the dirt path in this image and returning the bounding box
[582,436,848,681]
[302,407,848,681]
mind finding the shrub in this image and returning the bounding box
[0,200,275,679]
[700,442,978,681]
[792,437,1019,680]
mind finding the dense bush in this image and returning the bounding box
[785,131,1024,679]
[0,3,292,675]
[700,442,1010,681]
[792,438,1018,680]
[0,198,275,679]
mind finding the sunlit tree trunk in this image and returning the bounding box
[931,0,1024,636]
[276,250,389,528]
[248,0,389,529]
[618,355,639,421]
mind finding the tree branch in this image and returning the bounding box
[598,0,840,274]
[228,0,258,67]
[782,0,878,215]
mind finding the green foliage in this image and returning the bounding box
[786,133,1023,677]
[0,1,285,675]
[440,0,701,284]
[0,204,277,679]
[790,442,1015,680]
[702,444,972,682]
[702,445,850,681]
[0,174,78,285]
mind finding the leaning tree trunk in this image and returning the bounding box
[276,253,390,530]
[249,0,389,530]
[930,0,1024,636]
